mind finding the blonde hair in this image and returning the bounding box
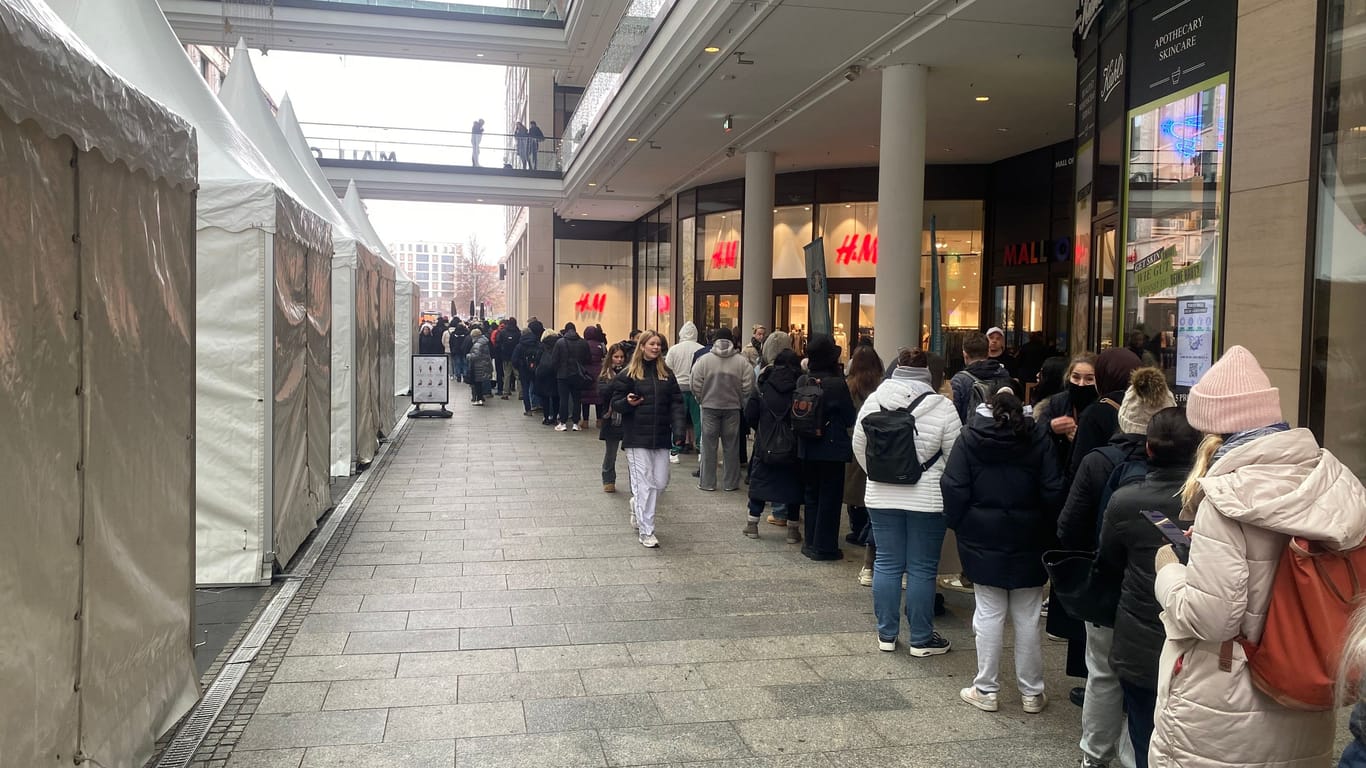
[1339,603,1366,705]
[1064,351,1099,381]
[626,330,671,381]
[1180,434,1225,515]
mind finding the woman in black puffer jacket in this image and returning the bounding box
[610,331,687,549]
[598,342,629,494]
[742,349,805,542]
[941,388,1065,714]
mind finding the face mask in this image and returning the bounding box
[1068,382,1099,411]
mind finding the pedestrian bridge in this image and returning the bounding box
[305,122,566,205]
[160,0,577,66]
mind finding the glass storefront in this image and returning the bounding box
[1122,77,1229,390]
[636,204,674,340]
[700,211,742,281]
[554,239,634,344]
[773,205,813,279]
[1311,0,1366,475]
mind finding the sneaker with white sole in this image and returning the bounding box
[1022,692,1048,714]
[959,686,999,712]
[668,452,680,464]
[571,423,581,431]
[857,567,873,587]
[877,636,896,652]
[639,533,659,548]
[908,633,952,657]
[554,423,568,431]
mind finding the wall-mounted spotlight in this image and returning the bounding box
[723,114,733,133]
[843,65,862,82]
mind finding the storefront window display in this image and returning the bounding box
[818,202,878,278]
[773,205,813,279]
[554,239,634,343]
[1311,0,1366,475]
[1122,77,1228,391]
[700,211,742,281]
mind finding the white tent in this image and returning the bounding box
[218,41,336,530]
[340,185,399,438]
[50,0,335,586]
[277,97,386,471]
[341,180,421,403]
[0,0,199,764]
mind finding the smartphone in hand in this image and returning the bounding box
[1141,509,1191,564]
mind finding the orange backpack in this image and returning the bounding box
[1223,537,1366,710]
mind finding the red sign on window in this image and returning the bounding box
[652,295,671,312]
[836,234,878,265]
[575,292,607,314]
[710,240,739,269]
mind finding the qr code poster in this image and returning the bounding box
[1176,297,1215,388]
[412,355,450,404]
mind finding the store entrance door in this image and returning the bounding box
[991,283,1045,349]
[699,292,740,335]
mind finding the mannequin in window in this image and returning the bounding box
[833,323,849,359]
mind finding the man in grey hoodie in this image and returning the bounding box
[690,327,754,491]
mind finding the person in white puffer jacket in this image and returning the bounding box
[853,348,962,658]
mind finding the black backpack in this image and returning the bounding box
[964,370,1013,416]
[790,375,825,437]
[754,395,799,465]
[862,392,942,485]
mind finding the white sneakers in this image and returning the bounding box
[571,423,581,431]
[554,423,568,431]
[639,533,659,548]
[877,637,896,652]
[959,687,1046,714]
[857,567,873,587]
[668,453,680,464]
[960,687,999,712]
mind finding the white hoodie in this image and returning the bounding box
[665,322,704,389]
[852,366,962,512]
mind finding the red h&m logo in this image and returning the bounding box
[710,240,739,269]
[575,292,607,314]
[836,234,878,265]
[653,295,671,312]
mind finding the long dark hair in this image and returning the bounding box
[846,345,884,401]
[991,389,1032,439]
[1033,355,1068,404]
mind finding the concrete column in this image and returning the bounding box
[741,150,775,340]
[874,64,927,366]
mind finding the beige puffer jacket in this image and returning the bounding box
[1150,429,1366,768]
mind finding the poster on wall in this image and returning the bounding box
[1130,0,1236,108]
[804,238,832,336]
[1176,296,1215,388]
[411,354,449,404]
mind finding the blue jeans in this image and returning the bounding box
[868,508,946,645]
[451,352,467,380]
[520,377,536,413]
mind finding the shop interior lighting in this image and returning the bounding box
[704,45,721,53]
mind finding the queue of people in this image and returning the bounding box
[416,315,1366,765]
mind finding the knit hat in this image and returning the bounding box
[1118,367,1176,435]
[1186,345,1283,435]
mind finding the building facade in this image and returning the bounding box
[390,241,461,315]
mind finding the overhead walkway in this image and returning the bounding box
[305,122,565,205]
[160,0,569,64]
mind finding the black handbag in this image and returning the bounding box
[1043,549,1120,628]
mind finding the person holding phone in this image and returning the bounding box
[1091,408,1201,767]
[610,331,688,548]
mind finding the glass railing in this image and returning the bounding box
[280,0,562,22]
[559,0,674,169]
[301,121,563,173]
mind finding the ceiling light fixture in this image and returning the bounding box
[843,65,863,82]
[704,45,721,53]
[626,137,639,142]
[975,96,990,102]
[587,182,598,187]
[722,115,733,133]
[476,53,484,58]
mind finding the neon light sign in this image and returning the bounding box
[710,241,739,269]
[575,292,607,313]
[836,234,878,265]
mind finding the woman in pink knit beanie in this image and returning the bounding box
[1144,345,1366,768]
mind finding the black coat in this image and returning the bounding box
[535,338,559,390]
[941,417,1066,590]
[597,372,624,441]
[495,325,521,363]
[796,367,855,462]
[744,364,804,505]
[1057,432,1146,551]
[610,360,688,450]
[549,331,590,381]
[418,331,442,355]
[1069,390,1124,477]
[513,333,541,379]
[1093,466,1190,688]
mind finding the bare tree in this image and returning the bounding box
[453,235,506,317]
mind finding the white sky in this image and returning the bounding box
[248,49,509,253]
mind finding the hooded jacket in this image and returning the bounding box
[760,332,793,371]
[494,321,521,362]
[798,336,855,462]
[941,411,1065,589]
[549,328,590,381]
[949,359,1014,423]
[513,323,542,378]
[853,366,961,512]
[1149,429,1366,768]
[744,360,805,505]
[690,338,754,411]
[1057,431,1148,551]
[466,331,493,382]
[665,322,705,390]
[1093,465,1191,688]
[580,327,608,405]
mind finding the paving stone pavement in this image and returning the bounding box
[211,395,1086,768]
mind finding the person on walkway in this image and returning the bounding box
[743,348,805,543]
[986,326,1018,379]
[495,316,521,399]
[465,327,493,405]
[448,321,470,383]
[598,342,629,494]
[797,334,855,561]
[664,322,705,460]
[1069,348,1142,478]
[536,328,560,425]
[950,332,1015,424]
[513,121,530,169]
[549,322,591,431]
[843,344,883,551]
[943,387,1065,715]
[610,331,688,548]
[854,349,961,655]
[1037,351,1100,475]
[1148,346,1366,768]
[514,319,543,415]
[580,326,608,428]
[418,323,441,355]
[743,324,767,369]
[690,327,753,492]
[527,120,545,170]
[1032,355,1069,409]
[1091,407,1201,767]
[471,118,485,166]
